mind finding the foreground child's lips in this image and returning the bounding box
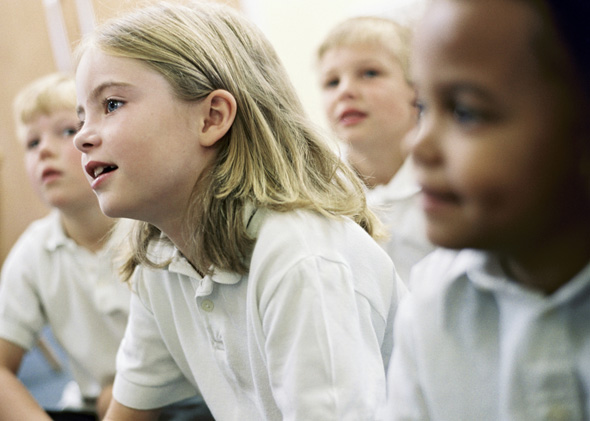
[84,160,118,179]
[420,185,462,213]
[421,186,460,202]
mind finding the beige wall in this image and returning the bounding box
[0,0,237,264]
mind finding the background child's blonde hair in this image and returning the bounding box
[13,73,76,142]
[316,16,413,82]
[75,1,383,279]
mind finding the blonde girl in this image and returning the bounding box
[74,2,403,420]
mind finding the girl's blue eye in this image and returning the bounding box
[105,99,123,113]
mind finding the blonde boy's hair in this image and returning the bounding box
[316,16,413,81]
[75,1,383,279]
[13,73,76,142]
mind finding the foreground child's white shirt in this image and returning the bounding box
[384,248,590,420]
[367,159,435,284]
[0,210,130,399]
[114,208,404,420]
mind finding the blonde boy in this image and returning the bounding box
[0,73,129,419]
[317,17,434,282]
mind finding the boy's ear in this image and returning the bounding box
[198,89,237,147]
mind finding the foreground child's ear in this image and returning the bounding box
[199,89,237,147]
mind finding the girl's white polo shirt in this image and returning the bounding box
[114,208,403,420]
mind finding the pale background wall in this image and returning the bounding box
[0,0,426,263]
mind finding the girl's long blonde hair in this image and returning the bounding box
[76,1,383,279]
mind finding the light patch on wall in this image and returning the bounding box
[43,0,95,73]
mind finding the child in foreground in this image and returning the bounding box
[73,2,403,420]
[316,16,434,283]
[0,73,129,420]
[384,0,590,419]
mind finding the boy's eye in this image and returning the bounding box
[104,99,123,113]
[363,69,379,78]
[26,139,40,150]
[324,78,339,89]
[62,127,79,137]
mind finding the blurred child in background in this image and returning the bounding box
[317,16,434,282]
[0,72,129,420]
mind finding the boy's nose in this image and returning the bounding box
[336,77,358,99]
[38,135,57,159]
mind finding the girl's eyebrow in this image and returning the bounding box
[76,81,133,119]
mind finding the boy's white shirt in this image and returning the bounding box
[0,210,131,399]
[114,207,404,420]
[367,159,435,284]
[384,248,590,420]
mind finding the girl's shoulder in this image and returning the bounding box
[252,208,367,248]
[250,207,390,275]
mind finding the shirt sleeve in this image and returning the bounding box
[0,244,46,350]
[113,276,197,410]
[260,255,388,421]
[382,293,430,420]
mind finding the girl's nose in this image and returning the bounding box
[73,123,100,152]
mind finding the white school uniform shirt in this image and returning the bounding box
[367,159,435,285]
[114,207,405,420]
[0,210,130,399]
[384,248,590,421]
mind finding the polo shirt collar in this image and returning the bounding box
[44,210,74,251]
[464,250,590,306]
[369,159,421,202]
[167,203,262,295]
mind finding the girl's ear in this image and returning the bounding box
[198,89,237,147]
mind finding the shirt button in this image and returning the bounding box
[201,299,214,312]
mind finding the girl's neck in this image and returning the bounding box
[347,145,405,189]
[60,205,115,253]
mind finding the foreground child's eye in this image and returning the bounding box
[452,103,481,125]
[104,99,124,113]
